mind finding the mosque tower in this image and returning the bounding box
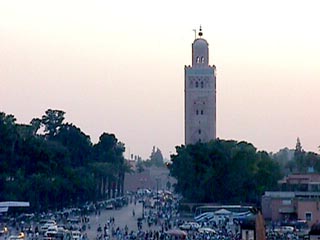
[184,27,216,145]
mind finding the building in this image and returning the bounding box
[184,27,216,145]
[124,165,176,193]
[262,173,320,227]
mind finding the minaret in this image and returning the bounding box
[184,27,216,145]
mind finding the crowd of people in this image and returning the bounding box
[0,191,308,240]
[91,192,240,240]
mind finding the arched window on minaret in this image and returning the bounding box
[201,57,205,63]
[196,57,200,63]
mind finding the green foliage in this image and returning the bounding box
[149,146,164,167]
[41,109,65,139]
[294,137,305,172]
[0,110,129,212]
[272,141,320,176]
[170,139,282,204]
[142,146,165,168]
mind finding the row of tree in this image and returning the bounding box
[0,109,130,212]
[2,108,319,210]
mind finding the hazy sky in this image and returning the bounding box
[1,0,320,159]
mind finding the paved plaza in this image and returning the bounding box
[85,201,160,240]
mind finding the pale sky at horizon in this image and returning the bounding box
[1,0,320,159]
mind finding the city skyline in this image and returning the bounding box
[1,0,320,159]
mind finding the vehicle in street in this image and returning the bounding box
[8,232,24,240]
[39,220,57,234]
[198,227,216,234]
[71,230,82,240]
[44,225,58,237]
[179,222,201,230]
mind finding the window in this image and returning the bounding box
[201,82,204,88]
[196,57,200,63]
[198,129,201,134]
[306,212,312,221]
[195,82,199,88]
[196,110,199,115]
[201,57,205,63]
[201,110,204,115]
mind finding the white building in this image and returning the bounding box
[184,28,216,145]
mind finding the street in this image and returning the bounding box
[85,201,159,240]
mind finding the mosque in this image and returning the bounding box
[184,27,217,145]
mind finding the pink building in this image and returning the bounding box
[262,174,320,227]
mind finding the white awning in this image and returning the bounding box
[0,207,9,213]
[0,201,30,207]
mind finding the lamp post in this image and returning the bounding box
[156,178,160,216]
[142,200,144,218]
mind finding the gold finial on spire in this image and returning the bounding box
[198,25,203,37]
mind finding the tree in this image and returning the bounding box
[294,137,306,172]
[170,139,282,204]
[0,112,18,158]
[0,110,130,211]
[149,146,164,167]
[54,123,92,167]
[41,109,65,139]
[91,133,127,199]
[30,118,42,136]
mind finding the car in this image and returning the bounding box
[67,217,81,225]
[71,230,82,240]
[39,221,57,234]
[179,222,201,230]
[8,232,25,240]
[8,236,21,240]
[40,219,57,225]
[281,226,295,233]
[0,227,9,235]
[198,227,216,234]
[44,225,58,237]
[105,203,114,210]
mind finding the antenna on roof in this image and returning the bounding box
[193,29,197,40]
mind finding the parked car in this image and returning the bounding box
[281,226,295,233]
[198,227,216,234]
[44,225,58,237]
[71,230,82,240]
[105,203,114,210]
[179,222,200,230]
[8,232,24,240]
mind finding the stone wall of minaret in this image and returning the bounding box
[184,32,216,145]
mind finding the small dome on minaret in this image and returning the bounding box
[192,26,209,67]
